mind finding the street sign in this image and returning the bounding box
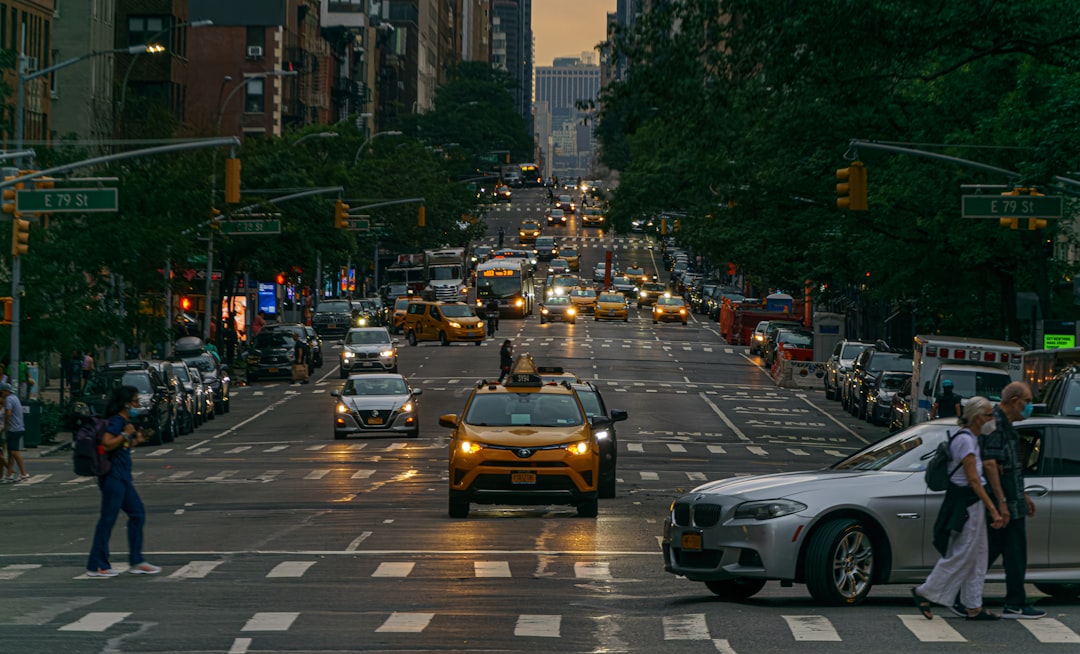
[962,194,1063,219]
[15,188,118,213]
[187,255,208,265]
[347,218,370,232]
[220,219,281,235]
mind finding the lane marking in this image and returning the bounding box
[305,470,330,480]
[515,614,561,637]
[707,445,727,454]
[375,612,434,633]
[663,614,709,640]
[783,615,840,641]
[169,560,223,579]
[145,449,172,457]
[1020,618,1080,643]
[351,469,375,479]
[640,471,659,481]
[474,561,512,577]
[897,614,965,642]
[0,563,40,579]
[372,562,415,577]
[225,446,252,454]
[228,638,252,654]
[698,393,750,441]
[798,395,869,444]
[266,561,317,578]
[573,562,612,579]
[185,393,300,448]
[626,443,644,453]
[667,444,687,453]
[58,612,130,632]
[345,531,372,552]
[241,612,299,631]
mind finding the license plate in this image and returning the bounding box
[681,533,703,551]
[511,472,537,484]
[608,310,616,316]
[268,367,279,373]
[367,417,384,425]
[327,324,336,330]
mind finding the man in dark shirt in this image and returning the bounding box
[982,381,1043,619]
[930,379,961,419]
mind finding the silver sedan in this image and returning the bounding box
[331,374,422,439]
[662,417,1080,605]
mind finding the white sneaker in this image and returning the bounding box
[86,568,119,578]
[129,562,161,575]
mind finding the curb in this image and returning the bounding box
[35,437,72,457]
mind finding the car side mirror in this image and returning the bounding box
[412,388,423,396]
[331,390,340,397]
[590,415,613,430]
[439,414,458,429]
[610,409,628,422]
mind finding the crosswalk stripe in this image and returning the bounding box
[825,449,844,457]
[164,470,192,481]
[206,470,238,481]
[58,612,131,632]
[707,445,727,454]
[241,612,299,632]
[667,444,687,453]
[788,448,810,456]
[169,561,223,579]
[305,469,330,480]
[264,445,288,453]
[640,471,659,481]
[686,472,707,482]
[372,562,415,577]
[348,443,368,451]
[306,445,327,451]
[228,637,252,654]
[783,615,840,641]
[747,446,768,456]
[0,563,40,579]
[145,449,172,457]
[266,561,317,578]
[573,562,611,579]
[626,443,644,453]
[515,614,561,637]
[188,448,210,455]
[61,475,95,485]
[384,442,408,451]
[375,612,434,633]
[19,474,50,485]
[226,446,251,454]
[663,614,710,640]
[897,614,965,642]
[351,469,375,479]
[474,561,512,577]
[1020,618,1080,643]
[255,470,282,482]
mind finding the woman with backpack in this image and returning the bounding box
[85,385,161,578]
[911,396,1004,620]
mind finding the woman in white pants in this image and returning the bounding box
[912,396,1004,620]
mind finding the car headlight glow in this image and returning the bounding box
[514,298,524,307]
[343,352,355,360]
[541,308,549,315]
[639,291,647,297]
[401,402,414,413]
[566,308,575,315]
[679,309,686,315]
[594,429,609,440]
[336,403,351,414]
[380,349,395,358]
[566,441,590,455]
[734,499,807,520]
[448,321,463,328]
[460,441,482,454]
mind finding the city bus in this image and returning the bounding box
[475,259,535,317]
[518,163,542,187]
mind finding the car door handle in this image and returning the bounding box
[896,513,920,520]
[1026,485,1049,497]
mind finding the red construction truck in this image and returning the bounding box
[720,293,806,346]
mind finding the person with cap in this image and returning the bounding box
[931,379,962,420]
[0,382,28,482]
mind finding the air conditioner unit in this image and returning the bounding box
[50,90,59,100]
[246,46,264,58]
[24,56,38,72]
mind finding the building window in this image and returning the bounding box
[244,78,265,113]
[328,0,364,11]
[128,15,167,47]
[246,26,265,49]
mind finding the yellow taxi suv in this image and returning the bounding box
[558,248,580,271]
[518,220,541,244]
[402,300,485,346]
[441,354,603,518]
[653,294,688,325]
[636,282,667,308]
[594,292,629,322]
[623,265,648,288]
[581,208,605,227]
[568,286,597,314]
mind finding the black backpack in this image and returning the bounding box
[72,418,112,477]
[925,429,965,491]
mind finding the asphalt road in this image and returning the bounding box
[2,188,1075,653]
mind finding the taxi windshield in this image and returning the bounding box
[571,288,596,297]
[658,297,684,306]
[394,298,412,310]
[598,294,624,303]
[464,393,584,427]
[625,267,645,276]
[440,305,476,318]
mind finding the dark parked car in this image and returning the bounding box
[311,299,354,337]
[176,337,230,414]
[846,348,913,420]
[262,323,323,368]
[1034,367,1080,417]
[866,370,912,426]
[888,377,913,433]
[245,331,302,382]
[169,360,207,430]
[825,340,873,401]
[145,360,191,437]
[74,364,175,445]
[571,382,628,499]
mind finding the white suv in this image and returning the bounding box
[339,327,398,378]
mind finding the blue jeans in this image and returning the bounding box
[86,473,146,571]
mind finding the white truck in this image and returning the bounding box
[910,335,1024,424]
[424,247,468,302]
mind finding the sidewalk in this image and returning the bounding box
[25,380,75,458]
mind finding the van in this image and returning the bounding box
[402,301,485,346]
[910,335,1024,424]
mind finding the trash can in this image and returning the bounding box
[23,399,42,448]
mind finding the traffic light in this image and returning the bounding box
[209,206,222,230]
[1029,218,1048,230]
[180,296,191,312]
[417,205,426,227]
[276,273,286,285]
[660,220,667,235]
[3,176,23,217]
[334,199,350,229]
[11,216,29,256]
[836,161,868,211]
[224,158,242,204]
[999,217,1020,230]
[674,219,682,232]
[0,296,11,324]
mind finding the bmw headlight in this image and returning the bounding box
[343,352,355,360]
[733,499,807,520]
[380,349,394,358]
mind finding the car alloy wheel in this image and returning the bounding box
[805,518,875,606]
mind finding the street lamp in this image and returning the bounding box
[215,70,299,135]
[10,41,164,394]
[295,132,339,146]
[117,19,213,122]
[353,130,403,165]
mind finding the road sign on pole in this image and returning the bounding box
[15,188,118,212]
[347,215,371,232]
[962,194,1063,219]
[219,219,282,235]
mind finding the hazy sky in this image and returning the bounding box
[532,0,616,67]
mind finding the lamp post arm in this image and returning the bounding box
[231,186,344,215]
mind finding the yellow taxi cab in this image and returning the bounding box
[518,220,541,244]
[636,282,667,308]
[623,265,648,287]
[594,292,629,322]
[389,295,413,333]
[653,294,688,325]
[581,207,605,227]
[536,365,582,385]
[441,354,600,518]
[568,286,598,314]
[558,247,580,271]
[402,300,485,346]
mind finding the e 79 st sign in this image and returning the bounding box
[962,194,1063,219]
[16,188,118,213]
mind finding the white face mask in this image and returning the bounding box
[980,419,997,436]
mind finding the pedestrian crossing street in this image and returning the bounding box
[5,439,843,489]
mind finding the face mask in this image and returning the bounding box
[980,419,997,436]
[1020,402,1034,419]
[128,407,140,418]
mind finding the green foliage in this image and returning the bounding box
[596,0,1080,344]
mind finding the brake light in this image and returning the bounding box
[938,348,949,358]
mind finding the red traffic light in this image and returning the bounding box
[276,273,286,285]
[180,297,191,311]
